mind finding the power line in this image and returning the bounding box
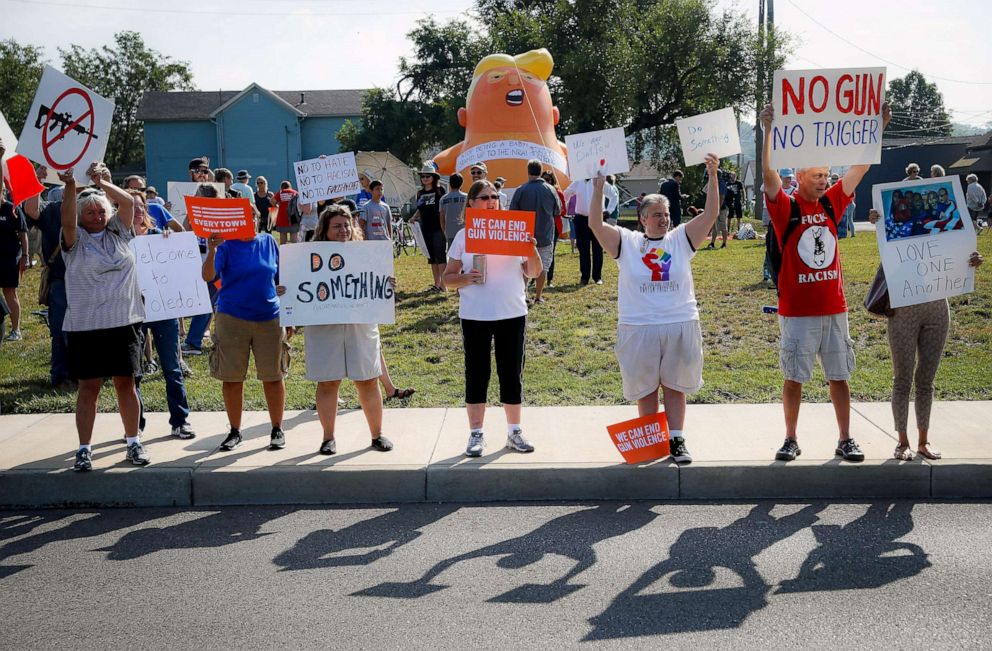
[4,0,468,17]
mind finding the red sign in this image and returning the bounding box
[607,412,670,464]
[184,196,256,240]
[3,154,44,205]
[463,208,535,256]
[41,87,96,170]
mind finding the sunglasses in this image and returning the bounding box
[470,170,484,175]
[475,194,500,201]
[193,168,210,174]
[77,189,106,198]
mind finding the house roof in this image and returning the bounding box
[137,86,367,121]
[622,161,668,180]
[881,134,975,148]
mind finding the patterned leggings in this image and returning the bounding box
[887,299,949,432]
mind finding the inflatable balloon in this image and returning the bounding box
[430,48,570,190]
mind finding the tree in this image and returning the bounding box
[59,31,194,168]
[336,87,449,165]
[886,70,952,139]
[0,39,47,134]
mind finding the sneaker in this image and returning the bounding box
[269,427,286,450]
[219,429,242,451]
[180,342,203,356]
[835,438,865,462]
[371,436,393,452]
[465,431,485,457]
[670,437,692,464]
[506,428,535,453]
[775,438,801,461]
[73,448,92,472]
[319,439,337,455]
[706,243,715,250]
[171,423,196,440]
[126,441,150,466]
[180,359,193,377]
[3,329,22,342]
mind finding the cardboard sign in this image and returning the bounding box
[675,107,742,166]
[607,412,670,464]
[15,66,114,185]
[183,196,255,240]
[293,152,361,203]
[872,177,977,308]
[771,67,886,168]
[463,208,535,256]
[130,232,212,323]
[166,181,225,221]
[279,241,395,326]
[455,139,568,176]
[564,127,630,180]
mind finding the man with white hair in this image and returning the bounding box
[965,173,987,230]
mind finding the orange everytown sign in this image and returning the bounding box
[464,208,535,256]
[184,196,256,240]
[607,412,670,464]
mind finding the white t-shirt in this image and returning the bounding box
[447,229,528,321]
[615,225,698,326]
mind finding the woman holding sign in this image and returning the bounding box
[587,153,723,465]
[442,180,544,457]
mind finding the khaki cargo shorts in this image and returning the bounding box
[778,313,855,383]
[209,312,291,382]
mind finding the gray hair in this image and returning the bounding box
[76,191,114,224]
[640,193,670,215]
[930,165,945,177]
[966,174,979,183]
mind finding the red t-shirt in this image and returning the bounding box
[274,188,298,228]
[767,182,852,317]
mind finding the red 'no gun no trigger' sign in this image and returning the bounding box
[16,65,114,185]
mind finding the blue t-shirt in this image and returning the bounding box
[146,203,175,231]
[214,234,280,322]
[356,189,373,208]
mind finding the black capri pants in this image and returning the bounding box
[461,315,526,405]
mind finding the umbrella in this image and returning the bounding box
[354,151,419,213]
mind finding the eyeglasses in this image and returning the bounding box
[475,194,500,201]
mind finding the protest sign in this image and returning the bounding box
[293,152,361,203]
[463,208,535,256]
[183,196,256,240]
[130,232,212,322]
[410,221,430,258]
[564,127,630,180]
[279,241,395,326]
[15,66,114,185]
[771,67,886,168]
[675,107,742,166]
[607,412,670,464]
[166,181,225,221]
[872,177,977,308]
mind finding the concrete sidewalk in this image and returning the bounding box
[1,402,989,508]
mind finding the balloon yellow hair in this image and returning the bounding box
[466,49,554,99]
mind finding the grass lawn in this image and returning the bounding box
[2,219,990,414]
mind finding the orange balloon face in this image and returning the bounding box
[466,66,557,133]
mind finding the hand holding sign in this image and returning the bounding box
[184,196,255,240]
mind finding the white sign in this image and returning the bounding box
[16,65,114,185]
[771,67,886,169]
[129,232,212,322]
[293,152,361,203]
[455,139,568,177]
[675,107,742,166]
[564,127,630,181]
[167,181,225,221]
[410,221,430,258]
[873,177,977,308]
[279,241,395,326]
[1,109,62,187]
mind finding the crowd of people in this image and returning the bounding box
[0,106,988,470]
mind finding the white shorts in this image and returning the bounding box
[778,313,855,383]
[304,324,382,382]
[615,320,704,400]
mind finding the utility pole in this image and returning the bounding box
[753,0,766,219]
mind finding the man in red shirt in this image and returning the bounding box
[274,180,300,244]
[760,101,891,462]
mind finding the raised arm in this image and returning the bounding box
[841,102,891,196]
[685,154,722,249]
[60,169,78,249]
[202,233,221,282]
[87,162,134,228]
[759,104,782,201]
[589,177,621,257]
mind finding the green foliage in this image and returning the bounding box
[887,70,952,139]
[335,87,447,166]
[59,31,194,168]
[0,39,47,134]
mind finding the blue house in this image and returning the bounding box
[137,83,366,192]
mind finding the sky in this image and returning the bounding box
[2,0,990,128]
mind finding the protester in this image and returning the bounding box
[0,184,29,342]
[273,180,301,244]
[356,171,375,208]
[587,153,722,465]
[903,163,921,182]
[410,163,447,292]
[759,101,891,463]
[441,172,467,248]
[565,176,618,285]
[359,180,392,241]
[541,170,567,287]
[469,162,488,183]
[443,179,543,457]
[231,170,253,200]
[494,177,509,210]
[706,169,730,250]
[659,171,684,228]
[867,208,983,460]
[254,176,276,233]
[58,164,147,472]
[605,176,620,226]
[277,204,394,455]
[131,174,182,234]
[182,183,222,356]
[726,171,744,233]
[965,174,987,229]
[509,159,560,304]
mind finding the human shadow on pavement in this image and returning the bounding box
[584,503,824,640]
[775,501,930,594]
[353,503,658,603]
[274,504,460,571]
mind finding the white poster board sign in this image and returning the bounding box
[564,127,630,180]
[15,65,114,185]
[872,177,977,308]
[279,241,395,326]
[675,107,742,166]
[771,67,886,168]
[167,181,225,221]
[410,221,429,258]
[293,152,361,203]
[129,232,212,322]
[1,108,62,186]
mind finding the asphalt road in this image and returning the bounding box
[2,501,990,649]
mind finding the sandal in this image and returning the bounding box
[386,388,416,401]
[893,444,914,461]
[917,443,942,460]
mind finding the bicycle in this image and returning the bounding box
[392,214,416,258]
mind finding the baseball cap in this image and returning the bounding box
[469,161,488,174]
[779,168,795,178]
[188,156,210,171]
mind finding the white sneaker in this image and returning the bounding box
[3,329,22,342]
[506,428,535,453]
[465,431,484,457]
